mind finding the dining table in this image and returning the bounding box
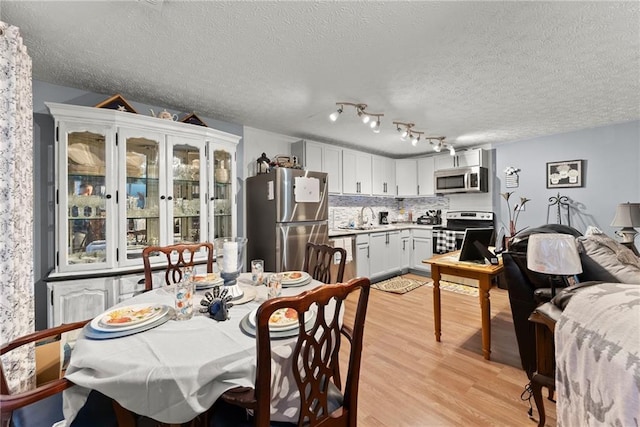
[59,272,323,425]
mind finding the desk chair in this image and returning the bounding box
[0,321,126,427]
[303,242,347,284]
[142,242,214,291]
[215,277,371,427]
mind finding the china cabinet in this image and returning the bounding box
[46,103,240,272]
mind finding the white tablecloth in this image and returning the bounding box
[61,273,322,425]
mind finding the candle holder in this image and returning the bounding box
[214,237,248,301]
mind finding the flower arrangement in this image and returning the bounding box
[501,191,531,236]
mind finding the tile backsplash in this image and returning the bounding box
[329,195,449,228]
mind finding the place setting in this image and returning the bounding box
[239,305,317,339]
[83,303,172,340]
[279,271,312,287]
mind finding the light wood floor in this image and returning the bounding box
[341,274,557,427]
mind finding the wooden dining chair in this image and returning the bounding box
[302,242,347,284]
[0,320,131,427]
[215,276,371,427]
[142,242,214,291]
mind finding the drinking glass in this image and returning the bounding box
[175,275,194,321]
[267,273,282,299]
[251,259,264,285]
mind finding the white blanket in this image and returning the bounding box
[555,283,640,426]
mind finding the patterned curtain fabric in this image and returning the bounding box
[0,21,34,393]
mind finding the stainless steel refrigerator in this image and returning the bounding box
[246,168,328,273]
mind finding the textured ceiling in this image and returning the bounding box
[3,1,639,157]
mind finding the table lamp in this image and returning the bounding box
[610,202,640,244]
[527,233,582,297]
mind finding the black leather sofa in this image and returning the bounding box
[502,224,622,379]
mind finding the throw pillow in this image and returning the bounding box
[577,231,640,284]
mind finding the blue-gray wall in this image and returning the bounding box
[493,120,640,239]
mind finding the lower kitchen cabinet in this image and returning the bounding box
[355,234,370,278]
[369,230,400,279]
[411,229,433,273]
[400,230,411,272]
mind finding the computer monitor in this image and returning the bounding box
[458,227,496,263]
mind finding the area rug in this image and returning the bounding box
[371,277,426,294]
[425,280,479,296]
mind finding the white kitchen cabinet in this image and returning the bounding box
[400,230,411,272]
[395,159,418,197]
[342,149,372,195]
[417,156,436,196]
[323,145,343,194]
[292,140,342,194]
[411,229,433,273]
[372,155,396,196]
[355,234,370,278]
[369,230,401,279]
[47,277,115,326]
[46,102,240,275]
[435,148,486,169]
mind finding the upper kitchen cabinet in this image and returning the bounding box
[342,149,372,195]
[46,102,240,275]
[395,159,417,197]
[291,140,342,193]
[417,156,436,196]
[372,155,396,196]
[434,148,487,169]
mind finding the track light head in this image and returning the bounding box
[433,142,442,152]
[329,105,343,122]
[449,145,455,156]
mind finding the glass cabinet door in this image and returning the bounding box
[211,149,233,239]
[58,123,115,271]
[118,130,163,264]
[169,136,206,245]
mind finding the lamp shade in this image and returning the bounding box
[527,233,583,275]
[610,202,640,227]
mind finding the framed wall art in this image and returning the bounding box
[546,160,584,188]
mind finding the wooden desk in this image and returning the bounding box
[423,251,504,360]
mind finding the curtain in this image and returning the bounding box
[0,21,34,393]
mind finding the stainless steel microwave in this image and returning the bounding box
[434,166,488,194]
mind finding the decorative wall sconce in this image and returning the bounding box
[329,102,383,133]
[392,121,453,153]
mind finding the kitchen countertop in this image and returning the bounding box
[329,223,440,237]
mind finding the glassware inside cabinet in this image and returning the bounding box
[67,130,107,265]
[125,136,160,259]
[172,144,202,243]
[213,149,232,239]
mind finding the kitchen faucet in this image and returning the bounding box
[358,206,375,227]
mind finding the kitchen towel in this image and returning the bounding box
[332,237,353,264]
[434,230,458,254]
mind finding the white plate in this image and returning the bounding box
[280,271,310,284]
[195,278,224,290]
[281,276,312,288]
[248,307,314,331]
[91,304,169,332]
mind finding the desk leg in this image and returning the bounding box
[478,276,491,360]
[432,266,441,342]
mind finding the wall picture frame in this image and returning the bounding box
[546,160,584,188]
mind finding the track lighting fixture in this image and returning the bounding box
[394,121,453,152]
[329,102,383,133]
